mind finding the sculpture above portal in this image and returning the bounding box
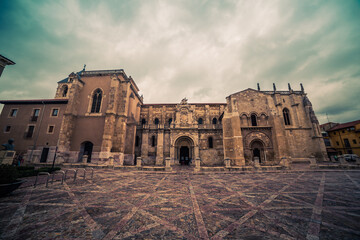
[180,97,188,105]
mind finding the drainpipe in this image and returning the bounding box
[28,101,46,163]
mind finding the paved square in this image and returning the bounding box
[1,170,360,239]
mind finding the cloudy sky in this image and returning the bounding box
[0,0,359,124]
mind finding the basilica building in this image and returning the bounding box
[0,69,328,166]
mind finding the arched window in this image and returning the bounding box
[212,118,217,124]
[135,136,140,147]
[141,118,146,125]
[168,118,173,125]
[251,114,257,126]
[154,118,159,125]
[208,137,214,148]
[91,89,102,113]
[151,136,156,147]
[62,85,68,97]
[198,118,203,125]
[283,108,291,125]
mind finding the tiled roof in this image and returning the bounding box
[0,99,68,104]
[327,120,360,131]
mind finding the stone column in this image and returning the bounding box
[156,130,164,165]
[141,130,149,161]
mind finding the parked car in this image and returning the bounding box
[340,154,359,162]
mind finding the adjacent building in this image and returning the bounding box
[326,120,360,156]
[0,68,328,166]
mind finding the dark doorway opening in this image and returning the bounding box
[253,148,261,162]
[40,148,49,163]
[180,146,190,165]
[79,141,93,163]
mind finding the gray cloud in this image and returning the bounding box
[0,0,359,124]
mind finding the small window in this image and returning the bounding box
[353,139,357,144]
[33,109,40,117]
[208,137,214,148]
[198,118,203,125]
[4,125,11,133]
[344,139,350,148]
[154,118,159,125]
[48,125,55,134]
[212,118,217,124]
[283,108,291,125]
[151,136,156,147]
[26,125,35,138]
[336,141,339,146]
[342,130,345,133]
[51,109,59,116]
[168,118,173,125]
[9,109,18,117]
[141,118,146,125]
[251,114,257,126]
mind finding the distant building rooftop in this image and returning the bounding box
[327,120,360,131]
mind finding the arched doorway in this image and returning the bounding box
[79,141,93,163]
[250,140,264,163]
[175,136,194,165]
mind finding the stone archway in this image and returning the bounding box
[174,136,194,165]
[79,141,93,163]
[250,140,265,163]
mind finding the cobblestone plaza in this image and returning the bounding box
[1,169,360,239]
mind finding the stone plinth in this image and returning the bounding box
[224,158,231,168]
[165,157,172,171]
[194,158,201,172]
[108,156,114,166]
[82,155,88,164]
[254,157,260,168]
[136,157,142,168]
[281,157,291,169]
[309,157,317,168]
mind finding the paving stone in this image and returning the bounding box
[0,169,360,239]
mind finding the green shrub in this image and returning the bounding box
[37,167,61,173]
[0,165,19,184]
[17,166,35,171]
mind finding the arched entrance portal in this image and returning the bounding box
[175,136,194,165]
[251,140,264,163]
[79,141,93,163]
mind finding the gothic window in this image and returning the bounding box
[62,85,68,97]
[154,118,159,125]
[91,89,102,113]
[251,114,257,126]
[198,118,203,125]
[212,118,217,124]
[168,118,173,125]
[151,136,156,147]
[208,137,214,148]
[141,118,146,125]
[283,108,291,125]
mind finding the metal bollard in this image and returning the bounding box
[34,172,50,188]
[85,168,94,179]
[51,170,65,185]
[65,169,76,181]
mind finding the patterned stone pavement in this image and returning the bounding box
[0,169,360,239]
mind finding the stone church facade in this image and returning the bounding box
[0,69,328,166]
